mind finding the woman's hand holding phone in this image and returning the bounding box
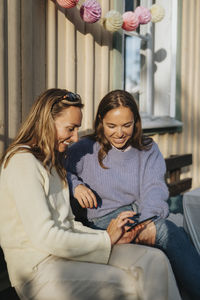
[106,211,144,246]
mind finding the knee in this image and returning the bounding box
[144,246,169,264]
[156,218,178,231]
[155,218,180,243]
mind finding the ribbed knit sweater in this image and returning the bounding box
[66,138,169,221]
[0,150,111,287]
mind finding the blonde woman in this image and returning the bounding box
[0,89,180,300]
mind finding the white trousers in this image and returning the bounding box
[16,244,181,300]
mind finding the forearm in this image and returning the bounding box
[67,171,85,195]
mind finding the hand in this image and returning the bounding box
[106,211,141,246]
[134,221,156,246]
[74,184,97,208]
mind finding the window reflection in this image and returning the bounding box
[124,35,141,96]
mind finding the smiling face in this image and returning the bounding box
[54,106,82,152]
[102,106,134,149]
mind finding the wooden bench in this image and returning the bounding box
[165,153,193,197]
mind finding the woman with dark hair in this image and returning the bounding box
[93,89,152,169]
[0,88,181,300]
[66,89,200,300]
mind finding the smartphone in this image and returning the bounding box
[127,215,158,232]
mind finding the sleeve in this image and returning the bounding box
[65,140,89,195]
[66,172,85,196]
[5,152,111,264]
[138,143,169,221]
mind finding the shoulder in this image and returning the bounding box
[2,149,44,175]
[149,141,161,153]
[139,141,164,163]
[6,149,37,165]
[1,150,50,190]
[151,142,163,158]
[68,137,96,155]
[142,140,161,155]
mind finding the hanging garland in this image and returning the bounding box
[56,0,165,32]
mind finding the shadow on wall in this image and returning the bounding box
[51,0,114,47]
[140,37,167,73]
[0,135,13,152]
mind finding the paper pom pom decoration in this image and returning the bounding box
[103,10,123,32]
[80,0,102,23]
[122,12,139,31]
[56,1,165,30]
[150,4,165,23]
[135,6,151,24]
[56,0,79,9]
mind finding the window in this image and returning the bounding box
[124,0,182,132]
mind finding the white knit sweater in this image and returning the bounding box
[0,151,111,287]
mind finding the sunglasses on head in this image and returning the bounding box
[51,92,81,111]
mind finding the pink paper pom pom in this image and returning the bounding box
[135,6,151,24]
[122,11,139,31]
[56,0,79,9]
[80,0,102,23]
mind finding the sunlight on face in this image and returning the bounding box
[102,106,134,149]
[54,106,82,152]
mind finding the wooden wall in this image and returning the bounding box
[46,0,114,131]
[0,0,121,153]
[0,0,46,153]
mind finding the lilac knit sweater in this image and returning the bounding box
[66,138,169,221]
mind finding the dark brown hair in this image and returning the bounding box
[1,88,83,183]
[88,89,152,168]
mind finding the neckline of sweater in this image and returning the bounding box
[95,141,136,161]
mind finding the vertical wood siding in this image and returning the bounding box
[46,0,114,131]
[0,0,46,153]
[0,0,117,154]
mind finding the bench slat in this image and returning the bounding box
[165,154,192,171]
[167,178,192,197]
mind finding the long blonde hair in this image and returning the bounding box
[0,88,83,183]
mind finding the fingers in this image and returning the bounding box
[108,211,157,246]
[107,211,142,246]
[116,211,137,228]
[74,185,97,208]
[118,211,141,224]
[115,211,136,229]
[87,188,98,208]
